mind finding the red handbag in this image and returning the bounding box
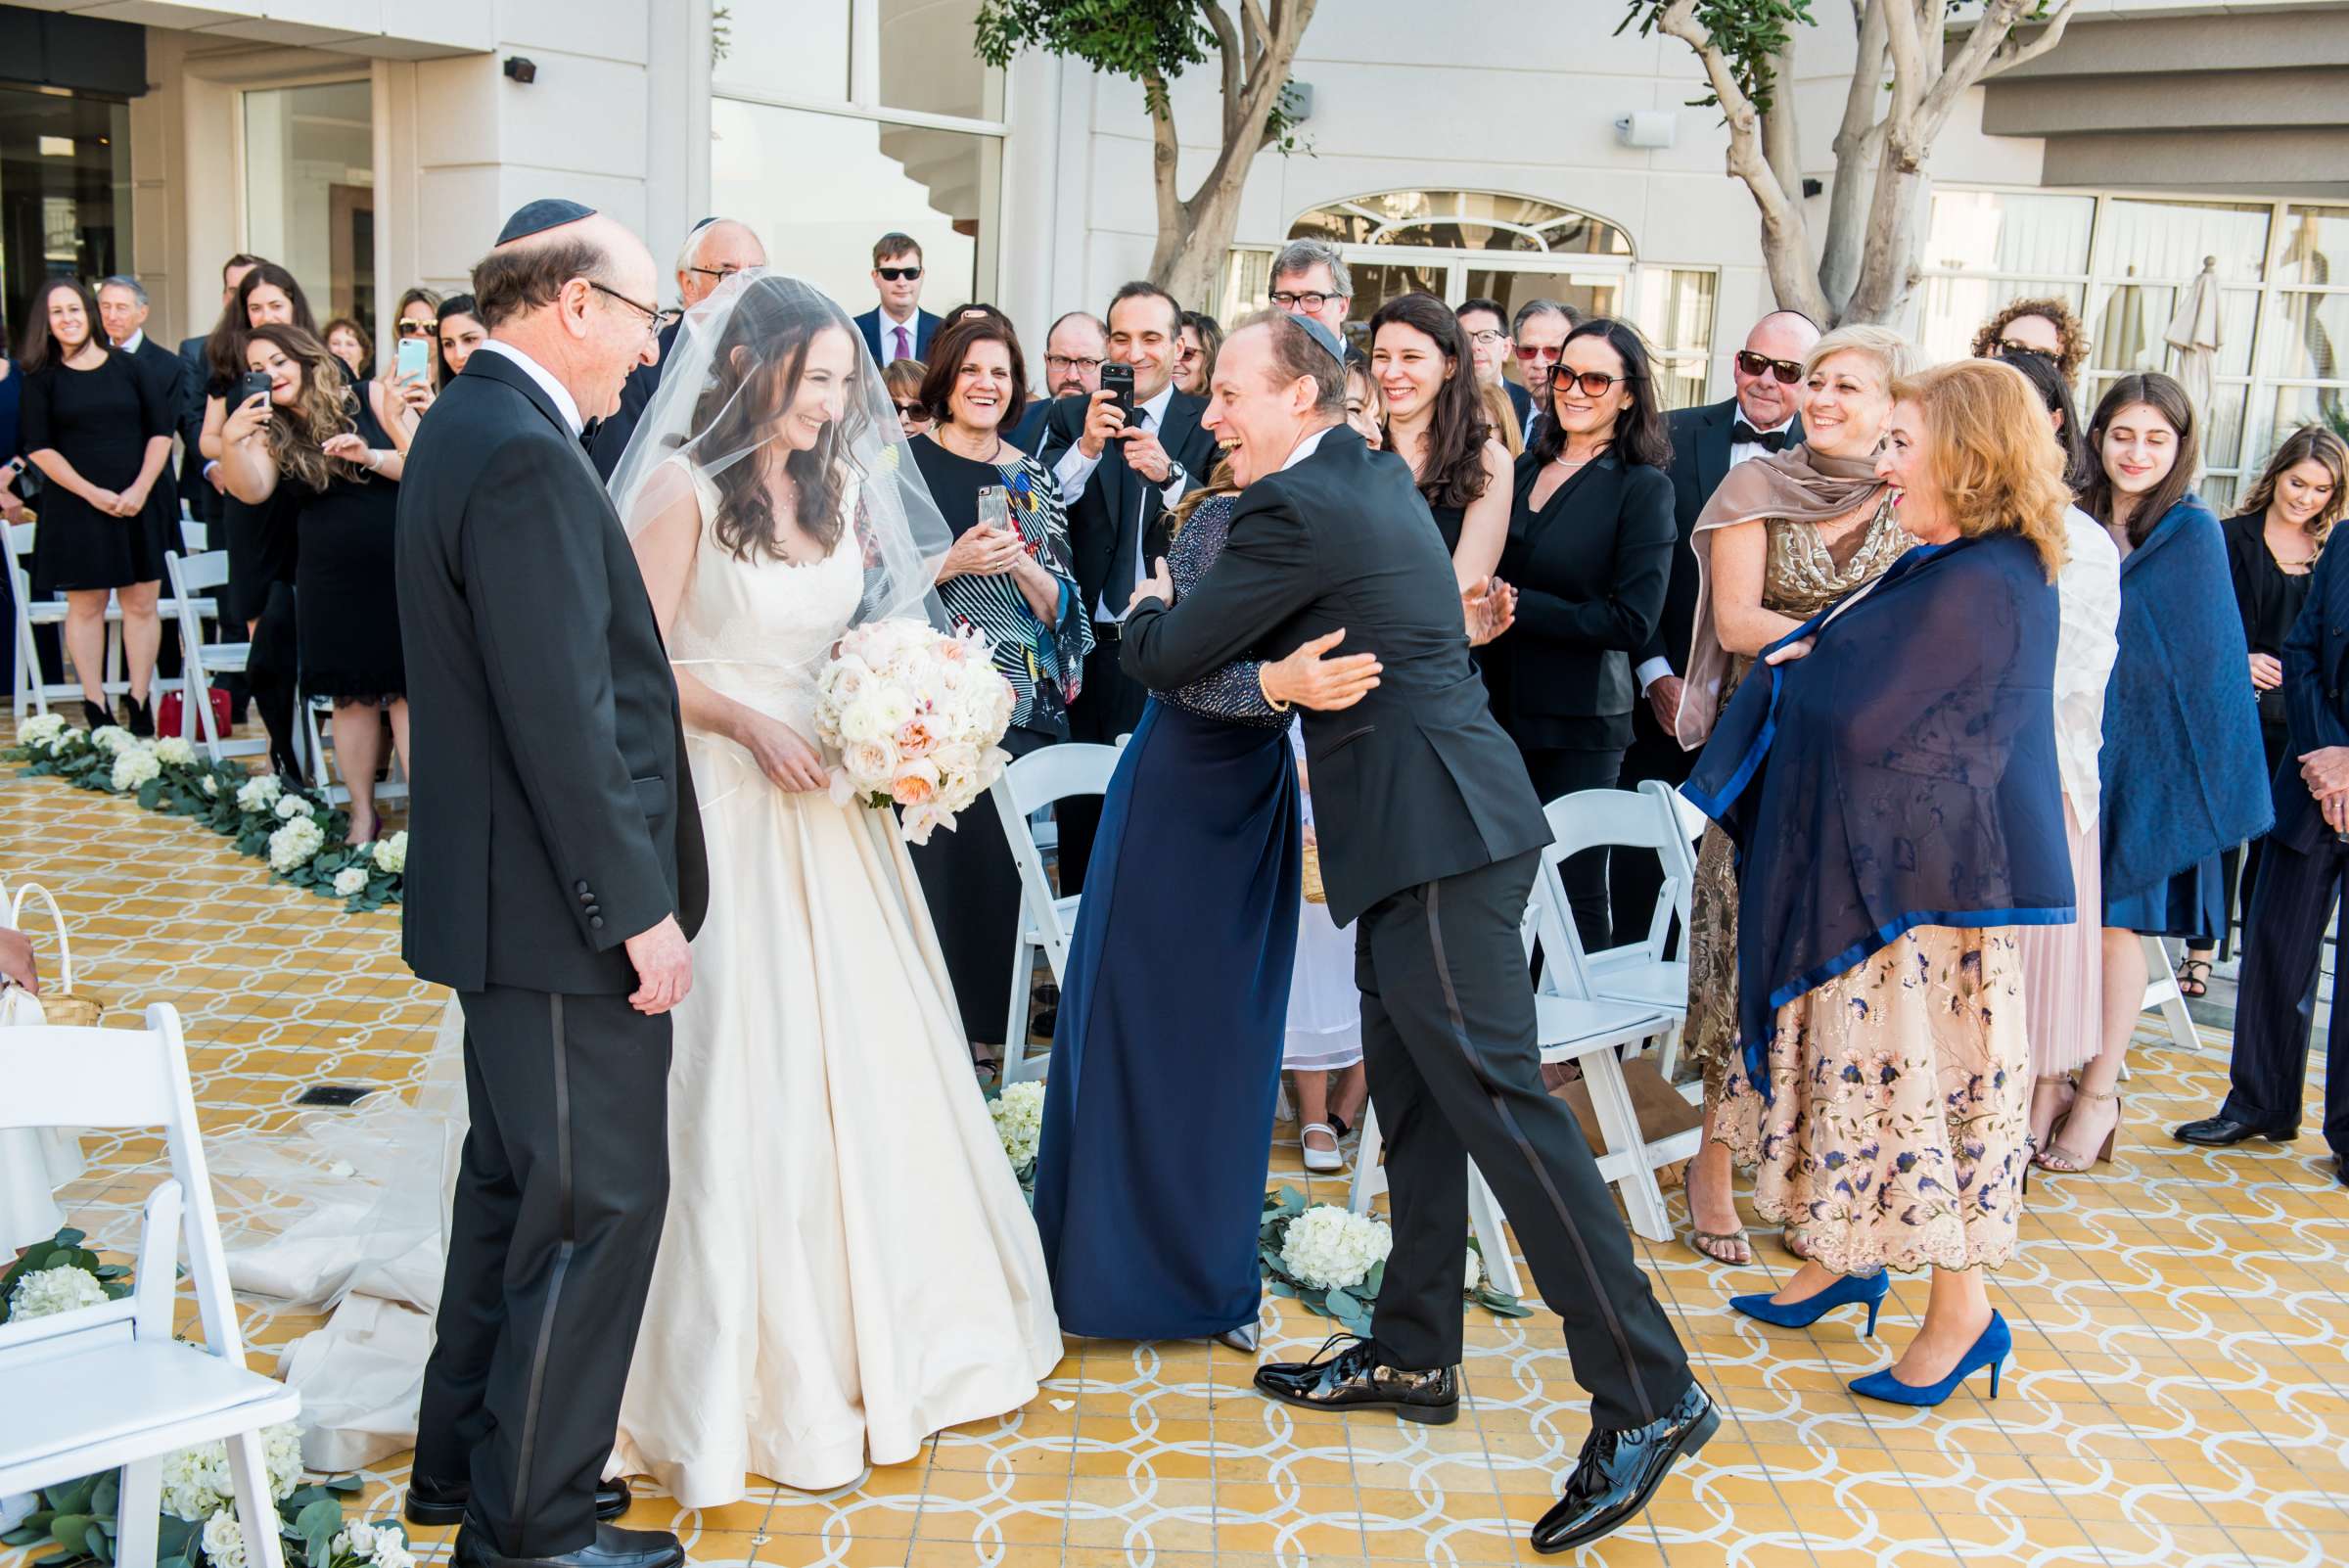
[156,686,233,741]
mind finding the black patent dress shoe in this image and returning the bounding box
[407,1477,631,1528]
[2173,1115,2296,1147]
[451,1522,680,1568]
[1253,1334,1458,1424]
[1530,1381,1719,1555]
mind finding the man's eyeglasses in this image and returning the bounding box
[686,264,750,283]
[1466,329,1508,348]
[1045,354,1105,375]
[1552,369,1641,397]
[395,319,435,339]
[877,266,923,282]
[1515,345,1564,365]
[1269,291,1342,313]
[1734,349,1805,386]
[588,281,681,339]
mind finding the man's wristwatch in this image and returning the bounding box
[1165,458,1189,490]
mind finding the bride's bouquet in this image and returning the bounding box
[813,619,1016,844]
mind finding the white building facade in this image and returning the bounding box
[6,0,2346,502]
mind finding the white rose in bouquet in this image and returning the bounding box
[268,815,326,873]
[1278,1205,1393,1292]
[88,724,134,755]
[837,696,885,743]
[201,1510,247,1568]
[842,735,898,783]
[201,774,220,798]
[333,866,369,897]
[6,1263,108,1321]
[373,830,408,874]
[17,713,65,748]
[155,736,198,766]
[111,746,162,792]
[236,774,282,812]
[274,793,316,820]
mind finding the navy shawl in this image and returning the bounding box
[1682,530,2073,1098]
[2096,497,2274,903]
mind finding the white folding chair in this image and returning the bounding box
[1549,785,1694,1073]
[990,743,1125,1083]
[2140,936,2202,1054]
[1348,1107,1527,1300]
[302,697,409,810]
[177,514,208,553]
[9,521,76,719]
[0,1003,299,1568]
[163,550,259,764]
[1522,825,1692,1244]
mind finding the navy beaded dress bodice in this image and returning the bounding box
[1152,493,1289,729]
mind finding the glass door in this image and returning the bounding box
[242,80,375,322]
[0,86,130,347]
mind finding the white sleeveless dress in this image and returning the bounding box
[605,463,1060,1499]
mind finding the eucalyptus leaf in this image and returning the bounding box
[1267,1280,1297,1299]
[89,1475,117,1518]
[51,1513,95,1557]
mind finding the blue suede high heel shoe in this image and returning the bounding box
[1728,1270,1890,1336]
[1849,1311,2012,1407]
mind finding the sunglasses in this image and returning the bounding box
[1551,369,1640,397]
[1993,339,2055,361]
[395,320,435,338]
[1515,345,1563,364]
[1734,350,1804,385]
[877,266,923,281]
[894,401,927,420]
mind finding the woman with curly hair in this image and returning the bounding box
[219,324,409,838]
[1972,296,2091,388]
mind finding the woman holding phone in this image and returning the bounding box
[905,314,1091,1073]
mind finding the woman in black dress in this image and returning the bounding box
[1484,317,1676,950]
[904,313,1090,1069]
[2177,425,2349,988]
[17,278,176,734]
[220,325,409,842]
[1367,292,1511,583]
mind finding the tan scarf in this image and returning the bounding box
[1675,444,1890,747]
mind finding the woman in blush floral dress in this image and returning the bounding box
[1689,359,2076,1407]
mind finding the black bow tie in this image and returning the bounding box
[1731,420,1788,452]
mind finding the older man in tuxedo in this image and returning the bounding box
[2177,538,2349,1186]
[1034,280,1221,890]
[99,277,194,520]
[586,216,764,479]
[396,199,707,1568]
[1610,308,1818,939]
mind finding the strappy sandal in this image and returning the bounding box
[2036,1088,2121,1174]
[2176,958,2212,999]
[1683,1167,1752,1266]
[1781,1225,1813,1261]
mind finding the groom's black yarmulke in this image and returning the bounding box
[497,198,597,245]
[1292,314,1347,368]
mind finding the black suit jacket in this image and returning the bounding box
[123,337,193,517]
[2275,540,2349,853]
[1488,452,1676,751]
[394,350,709,994]
[1649,398,1804,672]
[175,334,218,519]
[1036,388,1221,621]
[584,318,679,482]
[1504,380,1532,433]
[1122,426,1550,925]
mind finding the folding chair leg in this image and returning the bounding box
[1348,1104,1385,1215]
[115,1457,161,1568]
[1580,1048,1674,1242]
[1466,1169,1524,1299]
[222,1429,286,1568]
[2141,935,2201,1053]
[1002,939,1037,1083]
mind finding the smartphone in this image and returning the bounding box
[977,485,1010,532]
[237,370,274,407]
[1100,361,1135,424]
[395,337,432,384]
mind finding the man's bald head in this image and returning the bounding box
[472,210,655,331]
[675,219,766,307]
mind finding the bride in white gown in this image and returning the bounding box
[603,272,1059,1499]
[225,272,1059,1501]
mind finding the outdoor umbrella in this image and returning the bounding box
[2165,254,2224,418]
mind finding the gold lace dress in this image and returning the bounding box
[1682,499,1910,1098]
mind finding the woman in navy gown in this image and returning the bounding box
[1031,469,1383,1350]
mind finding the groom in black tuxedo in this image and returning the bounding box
[1122,312,1713,1556]
[395,201,707,1568]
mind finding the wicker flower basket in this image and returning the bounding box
[8,883,103,1028]
[1301,841,1327,905]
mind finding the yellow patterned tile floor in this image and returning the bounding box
[4,745,2347,1568]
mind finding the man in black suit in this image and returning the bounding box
[1456,297,1530,433]
[853,230,944,368]
[1511,298,1575,445]
[394,200,706,1568]
[1611,308,1818,940]
[1124,312,1713,1555]
[1008,309,1105,454]
[585,216,764,480]
[1033,280,1221,890]
[99,276,196,523]
[176,254,261,526]
[2176,542,2349,1185]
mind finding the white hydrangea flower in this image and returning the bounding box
[333,866,369,897]
[1278,1205,1393,1292]
[268,815,326,873]
[88,725,134,755]
[17,713,66,747]
[236,774,282,812]
[161,1446,226,1522]
[42,728,79,757]
[372,1539,416,1568]
[6,1263,108,1321]
[990,1081,1046,1170]
[111,746,162,792]
[372,830,407,874]
[1465,1247,1483,1294]
[202,774,220,798]
[155,736,198,766]
[262,1421,302,1499]
[202,1509,246,1568]
[274,794,316,820]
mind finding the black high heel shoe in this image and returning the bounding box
[124,692,156,739]
[80,699,111,730]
